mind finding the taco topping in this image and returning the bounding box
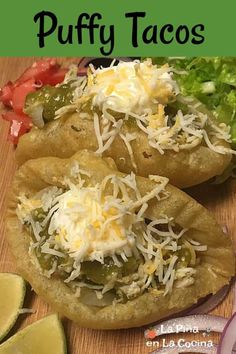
[25,59,234,172]
[0,59,68,144]
[79,60,235,160]
[16,167,207,305]
[2,58,235,163]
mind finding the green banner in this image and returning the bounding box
[0,0,235,56]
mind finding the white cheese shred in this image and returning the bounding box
[17,163,207,300]
[59,58,236,170]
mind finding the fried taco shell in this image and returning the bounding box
[7,150,235,329]
[16,112,231,188]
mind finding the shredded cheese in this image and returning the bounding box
[17,165,207,301]
[56,58,236,170]
[18,308,36,315]
[53,59,236,172]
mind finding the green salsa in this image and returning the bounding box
[81,257,138,285]
[24,84,74,122]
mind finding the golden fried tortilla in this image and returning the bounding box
[16,112,231,188]
[7,150,235,329]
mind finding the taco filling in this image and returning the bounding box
[24,59,235,173]
[16,168,207,306]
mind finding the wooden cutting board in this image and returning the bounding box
[0,57,235,354]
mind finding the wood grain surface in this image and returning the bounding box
[0,57,235,354]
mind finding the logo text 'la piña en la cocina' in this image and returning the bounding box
[34,11,205,55]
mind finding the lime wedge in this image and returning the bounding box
[0,314,67,354]
[0,273,26,341]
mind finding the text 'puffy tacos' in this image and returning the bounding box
[7,150,235,329]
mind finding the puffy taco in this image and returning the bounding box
[16,59,234,188]
[6,150,235,329]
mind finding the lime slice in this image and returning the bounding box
[0,314,67,354]
[0,273,26,341]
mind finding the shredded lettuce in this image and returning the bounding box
[152,57,236,146]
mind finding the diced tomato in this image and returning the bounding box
[1,59,67,112]
[2,112,32,144]
[0,59,72,145]
[0,81,14,107]
[2,111,32,129]
[16,58,59,85]
[1,112,15,122]
[8,120,29,145]
[12,79,36,114]
[44,68,67,86]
